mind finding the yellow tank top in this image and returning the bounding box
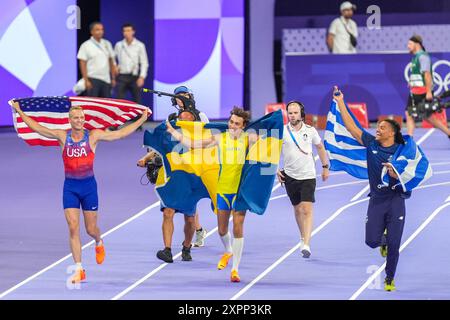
[217,131,248,194]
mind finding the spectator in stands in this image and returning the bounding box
[77,22,117,98]
[327,2,358,54]
[114,23,149,104]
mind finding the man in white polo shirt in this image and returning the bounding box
[77,22,117,98]
[115,23,149,104]
[327,1,358,54]
[277,101,329,258]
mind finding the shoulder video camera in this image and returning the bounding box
[146,154,163,184]
[408,90,450,121]
[142,88,201,122]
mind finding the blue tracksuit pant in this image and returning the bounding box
[365,194,406,280]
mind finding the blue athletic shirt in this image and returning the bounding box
[361,131,411,199]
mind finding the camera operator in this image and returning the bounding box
[405,35,450,139]
[168,86,209,122]
[137,86,209,263]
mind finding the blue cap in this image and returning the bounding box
[174,86,192,95]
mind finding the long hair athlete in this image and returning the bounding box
[167,107,257,283]
[333,87,409,291]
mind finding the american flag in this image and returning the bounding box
[10,96,151,146]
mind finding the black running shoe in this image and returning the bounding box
[157,247,173,263]
[181,243,192,261]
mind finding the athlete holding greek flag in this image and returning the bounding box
[332,86,421,292]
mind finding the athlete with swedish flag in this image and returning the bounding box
[167,107,258,282]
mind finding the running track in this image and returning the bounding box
[0,128,449,300]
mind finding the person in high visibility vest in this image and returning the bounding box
[405,34,450,139]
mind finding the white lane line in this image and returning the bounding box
[230,198,370,301]
[112,225,222,301]
[0,201,161,299]
[350,129,435,202]
[270,181,366,201]
[232,180,450,301]
[113,134,437,300]
[351,185,370,202]
[273,155,335,193]
[112,173,359,300]
[1,154,317,299]
[431,162,450,166]
[416,128,436,145]
[434,170,450,175]
[349,193,450,300]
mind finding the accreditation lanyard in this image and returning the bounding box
[90,39,110,58]
[286,124,310,155]
[120,41,138,74]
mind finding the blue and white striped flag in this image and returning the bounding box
[324,99,368,179]
[380,135,433,192]
[324,100,432,192]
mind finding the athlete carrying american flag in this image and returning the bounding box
[9,96,150,284]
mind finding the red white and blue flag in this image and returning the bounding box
[10,96,151,146]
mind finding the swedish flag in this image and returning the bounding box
[143,110,284,215]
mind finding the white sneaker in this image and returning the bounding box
[193,228,207,247]
[300,244,311,258]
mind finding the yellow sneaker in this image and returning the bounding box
[217,252,233,270]
[70,269,86,284]
[384,278,396,292]
[231,269,240,283]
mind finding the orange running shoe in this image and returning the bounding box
[95,243,105,264]
[231,269,240,283]
[217,252,233,270]
[70,269,86,284]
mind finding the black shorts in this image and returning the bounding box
[282,172,316,206]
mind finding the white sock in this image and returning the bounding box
[232,238,244,272]
[96,239,103,246]
[220,232,232,253]
[75,262,83,270]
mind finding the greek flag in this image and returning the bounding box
[324,100,368,179]
[380,135,433,192]
[324,100,432,192]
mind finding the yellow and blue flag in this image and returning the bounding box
[143,110,284,215]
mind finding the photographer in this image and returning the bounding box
[169,86,209,248]
[168,86,209,122]
[405,35,450,139]
[137,86,209,263]
[327,2,358,54]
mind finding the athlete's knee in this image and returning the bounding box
[66,219,79,234]
[298,204,312,216]
[218,225,228,237]
[68,224,79,237]
[163,208,175,220]
[294,204,303,216]
[86,224,98,237]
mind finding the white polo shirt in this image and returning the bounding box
[328,16,358,54]
[281,123,321,180]
[77,37,115,84]
[114,38,149,79]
